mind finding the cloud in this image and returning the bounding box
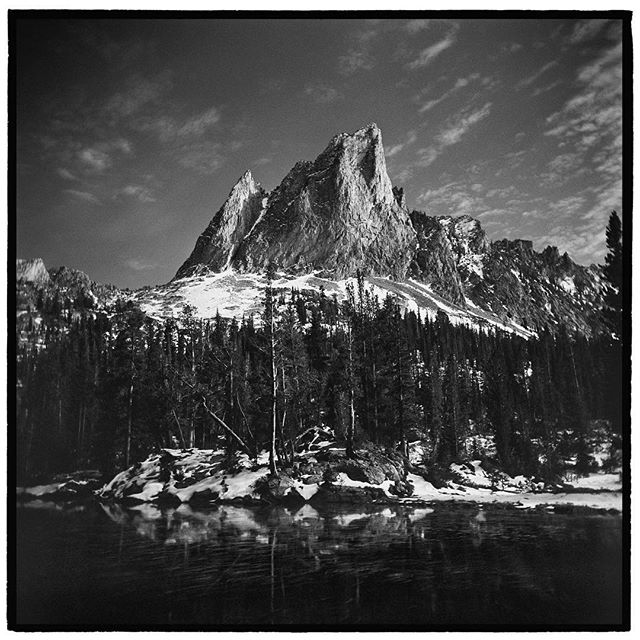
[531,80,562,97]
[177,106,221,136]
[502,42,523,54]
[414,102,492,169]
[568,19,610,44]
[56,168,77,181]
[63,189,101,204]
[125,259,157,271]
[104,72,173,121]
[576,42,621,84]
[417,73,481,113]
[303,83,341,104]
[543,41,621,195]
[405,19,431,34]
[176,141,226,174]
[78,148,111,172]
[120,185,156,203]
[338,49,375,75]
[76,138,132,173]
[515,61,557,90]
[408,35,456,69]
[137,105,221,142]
[386,130,417,157]
[436,103,492,147]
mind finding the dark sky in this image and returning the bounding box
[15,16,623,288]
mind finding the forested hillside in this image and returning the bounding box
[16,272,621,484]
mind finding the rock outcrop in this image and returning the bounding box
[408,213,606,335]
[170,123,605,335]
[176,170,267,278]
[176,124,417,279]
[17,258,51,286]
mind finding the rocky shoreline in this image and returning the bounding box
[17,444,623,514]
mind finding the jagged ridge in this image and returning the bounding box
[171,123,605,335]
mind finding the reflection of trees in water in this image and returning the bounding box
[94,502,621,625]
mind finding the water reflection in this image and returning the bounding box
[16,500,622,627]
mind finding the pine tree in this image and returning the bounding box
[603,210,623,336]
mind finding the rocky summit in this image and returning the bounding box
[16,125,607,337]
[168,123,606,336]
[178,124,417,279]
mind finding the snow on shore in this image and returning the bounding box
[406,473,622,511]
[20,449,622,513]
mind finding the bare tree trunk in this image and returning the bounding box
[346,325,355,458]
[269,313,278,476]
[172,409,186,448]
[125,375,134,468]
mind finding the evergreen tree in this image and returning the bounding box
[603,210,623,336]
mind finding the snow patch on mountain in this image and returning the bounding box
[133,269,536,338]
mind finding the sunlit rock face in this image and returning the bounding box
[170,123,605,335]
[408,214,606,335]
[17,258,51,286]
[49,265,93,290]
[177,124,417,279]
[176,170,267,278]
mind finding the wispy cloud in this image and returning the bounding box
[56,168,77,181]
[567,19,610,44]
[125,258,157,271]
[63,189,101,204]
[177,106,221,136]
[303,83,341,103]
[76,138,132,173]
[77,148,111,172]
[338,49,375,76]
[417,73,481,113]
[175,141,226,174]
[408,35,456,69]
[386,130,417,157]
[437,102,492,146]
[119,184,156,203]
[415,102,492,168]
[543,41,621,199]
[515,61,557,90]
[138,105,221,142]
[104,72,173,121]
[531,80,562,97]
[405,19,431,34]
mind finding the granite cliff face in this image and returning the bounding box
[17,125,605,337]
[170,123,605,335]
[177,124,417,279]
[176,170,267,278]
[17,258,51,286]
[408,213,605,334]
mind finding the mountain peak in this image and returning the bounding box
[177,124,415,279]
[175,170,267,278]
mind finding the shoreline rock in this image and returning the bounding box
[18,447,623,514]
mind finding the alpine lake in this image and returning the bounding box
[15,498,623,628]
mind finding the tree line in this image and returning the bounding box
[15,211,624,484]
[15,274,619,483]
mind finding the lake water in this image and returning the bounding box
[15,500,623,628]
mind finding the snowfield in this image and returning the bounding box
[131,269,536,338]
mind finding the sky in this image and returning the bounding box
[14,16,624,288]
